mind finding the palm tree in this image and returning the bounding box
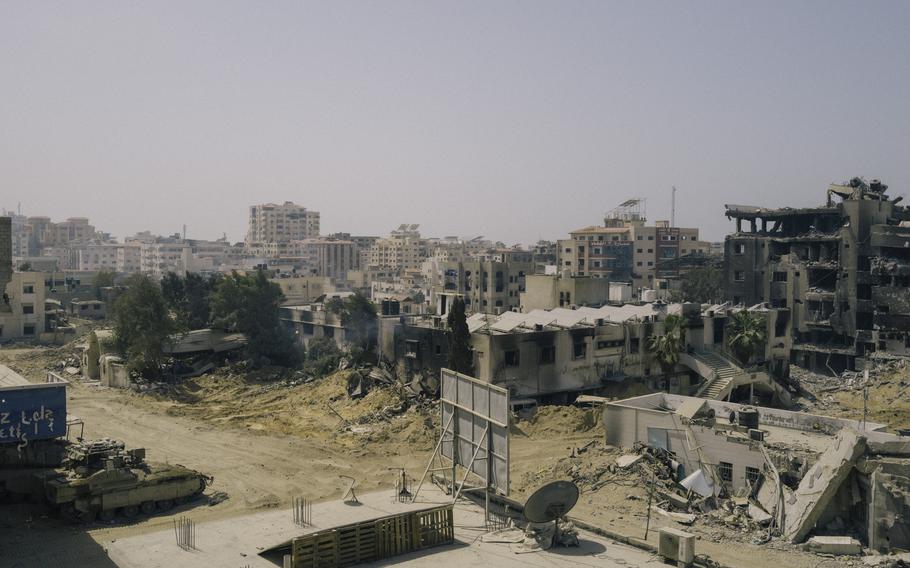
[648,314,687,391]
[728,311,766,366]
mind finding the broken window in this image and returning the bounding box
[22,285,34,294]
[773,271,788,282]
[746,466,760,485]
[539,346,555,364]
[504,350,520,367]
[718,461,733,482]
[573,341,587,360]
[734,243,746,255]
[734,270,745,282]
[22,304,34,315]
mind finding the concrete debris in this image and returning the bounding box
[747,503,772,525]
[680,469,720,498]
[785,429,867,543]
[863,553,910,567]
[805,535,862,555]
[651,505,696,525]
[615,454,643,469]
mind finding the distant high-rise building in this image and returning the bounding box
[246,202,320,245]
[0,217,12,295]
[559,198,709,292]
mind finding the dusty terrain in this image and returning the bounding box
[3,343,903,567]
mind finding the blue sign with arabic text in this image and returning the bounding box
[0,384,67,447]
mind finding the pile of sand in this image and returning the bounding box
[517,405,602,438]
[147,369,438,452]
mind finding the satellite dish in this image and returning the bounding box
[523,480,579,523]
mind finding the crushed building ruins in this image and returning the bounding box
[724,178,910,374]
[604,392,910,552]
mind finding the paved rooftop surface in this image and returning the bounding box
[106,486,659,568]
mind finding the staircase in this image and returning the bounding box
[693,350,743,400]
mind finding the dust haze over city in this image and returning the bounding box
[2,3,910,568]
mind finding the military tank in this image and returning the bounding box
[42,438,211,522]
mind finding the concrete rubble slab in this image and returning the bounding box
[785,429,867,543]
[615,454,643,469]
[651,505,696,525]
[748,503,772,525]
[805,536,862,555]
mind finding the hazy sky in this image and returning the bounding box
[3,1,909,244]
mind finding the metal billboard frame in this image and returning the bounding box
[413,369,509,519]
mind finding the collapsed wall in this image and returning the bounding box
[784,429,866,543]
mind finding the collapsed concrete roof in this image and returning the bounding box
[466,302,682,334]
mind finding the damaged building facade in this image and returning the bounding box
[604,393,910,552]
[380,302,791,405]
[724,178,910,373]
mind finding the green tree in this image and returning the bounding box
[85,331,101,381]
[669,267,723,304]
[728,311,766,366]
[324,296,345,314]
[447,297,474,376]
[94,268,117,300]
[648,314,687,391]
[339,293,378,355]
[303,336,343,376]
[161,272,218,329]
[112,274,178,377]
[17,262,31,272]
[211,270,300,367]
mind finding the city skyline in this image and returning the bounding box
[4,2,909,244]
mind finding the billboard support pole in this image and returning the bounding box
[452,425,488,502]
[485,425,493,523]
[412,412,455,503]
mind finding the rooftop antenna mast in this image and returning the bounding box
[671,186,677,228]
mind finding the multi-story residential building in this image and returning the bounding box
[0,217,11,293]
[78,243,121,272]
[520,273,610,311]
[559,199,708,292]
[44,217,96,247]
[140,241,192,278]
[724,178,910,374]
[531,240,558,274]
[327,233,379,269]
[246,202,320,245]
[0,212,31,258]
[296,238,359,281]
[367,225,428,273]
[116,243,142,273]
[25,216,52,252]
[435,257,533,314]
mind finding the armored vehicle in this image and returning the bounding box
[42,438,210,522]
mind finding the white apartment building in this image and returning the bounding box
[246,202,320,245]
[367,225,428,273]
[140,242,191,278]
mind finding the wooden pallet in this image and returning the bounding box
[291,505,454,568]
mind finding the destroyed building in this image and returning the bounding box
[381,302,791,404]
[604,393,910,552]
[724,178,910,373]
